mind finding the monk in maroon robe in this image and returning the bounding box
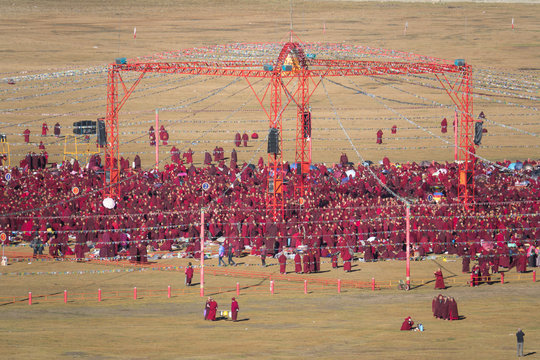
[185,262,194,286]
[242,133,249,147]
[400,316,414,330]
[441,118,448,133]
[208,298,218,321]
[41,123,48,136]
[23,129,30,143]
[278,252,287,274]
[342,248,352,272]
[183,148,194,163]
[54,122,61,137]
[448,297,459,320]
[303,252,310,274]
[204,151,212,165]
[294,252,302,273]
[231,297,239,322]
[462,256,470,273]
[434,268,446,289]
[234,133,241,147]
[376,129,383,144]
[391,125,397,134]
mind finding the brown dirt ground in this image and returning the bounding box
[0,1,539,359]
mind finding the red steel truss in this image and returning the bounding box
[104,41,475,217]
[436,66,474,208]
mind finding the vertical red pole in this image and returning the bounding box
[470,273,474,287]
[155,109,159,171]
[270,280,274,294]
[304,280,307,294]
[236,282,240,296]
[406,206,411,289]
[28,291,32,305]
[454,109,458,162]
[501,272,504,284]
[167,285,171,299]
[371,277,375,291]
[533,270,536,282]
[98,288,102,302]
[133,287,137,300]
[200,209,205,297]
[337,279,341,293]
[64,290,67,304]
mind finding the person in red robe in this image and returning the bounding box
[242,133,249,147]
[448,297,459,320]
[234,133,241,147]
[278,252,287,274]
[231,297,239,322]
[462,256,470,273]
[400,316,414,330]
[23,128,30,143]
[391,125,397,134]
[183,148,194,163]
[376,129,383,144]
[434,268,446,289]
[441,118,448,133]
[342,248,352,272]
[340,153,348,166]
[54,122,61,137]
[185,262,194,286]
[208,298,218,321]
[294,251,302,273]
[38,141,45,150]
[331,251,338,268]
[204,151,212,165]
[149,128,156,146]
[41,123,48,136]
[303,251,310,274]
[160,126,169,145]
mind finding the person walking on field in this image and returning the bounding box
[185,262,194,286]
[227,243,236,266]
[516,328,525,357]
[231,297,239,322]
[218,244,226,266]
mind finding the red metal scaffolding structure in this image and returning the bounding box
[103,40,475,216]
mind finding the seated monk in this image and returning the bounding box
[400,316,414,331]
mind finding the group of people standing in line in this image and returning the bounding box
[432,294,460,321]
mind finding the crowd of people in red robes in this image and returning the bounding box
[432,294,459,320]
[0,143,537,273]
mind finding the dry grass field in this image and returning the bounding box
[0,0,539,359]
[1,252,539,359]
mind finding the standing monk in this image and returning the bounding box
[41,123,48,136]
[185,262,194,286]
[234,133,241,147]
[434,268,446,289]
[294,251,302,273]
[391,125,397,134]
[242,133,249,147]
[208,298,218,321]
[23,128,30,143]
[231,297,239,322]
[278,252,287,274]
[376,129,383,144]
[441,118,448,133]
[54,122,61,137]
